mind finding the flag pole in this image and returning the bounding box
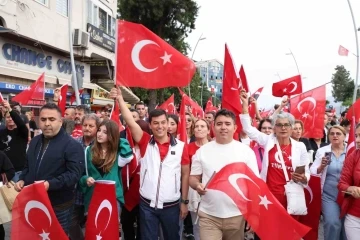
[286,49,300,75]
[346,0,359,104]
[68,0,80,105]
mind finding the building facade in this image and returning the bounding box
[195,59,224,99]
[0,0,139,109]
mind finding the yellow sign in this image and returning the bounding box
[92,87,111,100]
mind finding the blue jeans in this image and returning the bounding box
[139,198,180,240]
[11,171,22,182]
[322,199,347,240]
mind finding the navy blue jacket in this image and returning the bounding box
[19,128,84,206]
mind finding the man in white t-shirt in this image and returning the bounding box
[189,109,259,240]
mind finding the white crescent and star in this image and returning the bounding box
[24,200,52,229]
[297,97,317,113]
[259,195,273,210]
[228,173,260,202]
[304,185,314,204]
[39,230,50,240]
[95,199,113,232]
[131,40,172,73]
[167,103,175,113]
[231,80,242,91]
[287,81,298,93]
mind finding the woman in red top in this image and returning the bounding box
[188,119,210,240]
[338,123,360,240]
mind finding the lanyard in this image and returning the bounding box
[36,140,50,176]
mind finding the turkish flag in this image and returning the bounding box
[110,100,125,131]
[290,85,326,138]
[178,94,188,143]
[251,87,264,100]
[345,99,360,122]
[121,127,138,189]
[205,97,218,113]
[239,65,249,93]
[85,181,119,240]
[248,87,264,118]
[0,92,4,104]
[299,176,322,240]
[11,182,68,240]
[116,20,196,88]
[58,84,68,116]
[272,75,302,97]
[221,44,242,134]
[70,89,84,105]
[338,45,349,56]
[157,94,176,114]
[12,73,45,105]
[207,162,311,240]
[178,88,204,117]
[346,117,356,157]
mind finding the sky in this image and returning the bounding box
[186,0,360,110]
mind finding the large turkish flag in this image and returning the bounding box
[116,20,196,89]
[272,75,302,97]
[11,182,68,240]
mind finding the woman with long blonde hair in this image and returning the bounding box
[79,120,133,215]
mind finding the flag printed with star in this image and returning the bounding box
[110,100,125,131]
[157,94,176,114]
[116,20,196,88]
[207,162,311,240]
[345,99,360,123]
[290,84,326,138]
[0,92,4,104]
[85,181,119,240]
[11,182,68,240]
[178,88,204,117]
[58,84,68,116]
[272,75,302,97]
[12,72,46,105]
[346,116,356,157]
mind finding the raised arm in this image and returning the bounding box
[110,87,143,143]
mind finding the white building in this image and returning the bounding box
[0,0,139,109]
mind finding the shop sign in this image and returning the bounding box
[0,82,54,94]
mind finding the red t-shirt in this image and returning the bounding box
[188,142,200,168]
[266,144,293,208]
[138,132,190,165]
[71,124,83,138]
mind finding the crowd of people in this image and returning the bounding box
[0,86,359,240]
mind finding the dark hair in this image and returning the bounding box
[274,104,280,110]
[356,123,360,130]
[135,101,146,108]
[340,119,350,127]
[75,105,90,114]
[136,120,151,134]
[168,114,179,125]
[205,112,215,117]
[341,111,347,117]
[149,109,167,123]
[214,109,236,123]
[10,101,20,108]
[258,118,272,131]
[130,109,140,116]
[40,103,62,116]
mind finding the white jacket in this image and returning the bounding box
[139,135,184,209]
[240,114,310,184]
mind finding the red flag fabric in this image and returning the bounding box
[157,94,176,114]
[299,176,322,240]
[346,117,356,157]
[12,73,45,105]
[338,45,349,56]
[85,181,119,240]
[178,88,204,118]
[116,20,196,88]
[70,89,84,105]
[207,162,311,240]
[221,44,242,133]
[272,75,302,97]
[58,84,68,116]
[205,97,213,112]
[239,65,249,93]
[249,87,264,118]
[110,100,125,131]
[290,85,326,138]
[0,92,4,104]
[251,87,264,100]
[345,99,360,122]
[178,94,188,143]
[11,182,68,240]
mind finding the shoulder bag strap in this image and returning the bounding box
[85,146,90,176]
[275,140,290,182]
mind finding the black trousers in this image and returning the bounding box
[121,205,141,240]
[183,212,193,234]
[0,224,4,240]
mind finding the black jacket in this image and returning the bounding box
[0,111,28,171]
[19,128,84,206]
[0,151,15,181]
[309,139,329,161]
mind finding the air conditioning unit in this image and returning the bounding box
[73,29,89,48]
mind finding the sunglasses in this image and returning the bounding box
[275,123,291,128]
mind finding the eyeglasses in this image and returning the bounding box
[275,123,291,128]
[261,127,273,130]
[329,132,342,136]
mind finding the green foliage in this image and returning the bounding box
[119,0,199,110]
[331,65,354,103]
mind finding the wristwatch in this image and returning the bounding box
[181,199,189,205]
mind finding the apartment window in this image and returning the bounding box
[35,0,47,5]
[56,0,69,17]
[87,0,115,37]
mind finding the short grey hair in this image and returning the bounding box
[271,112,295,127]
[82,113,100,128]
